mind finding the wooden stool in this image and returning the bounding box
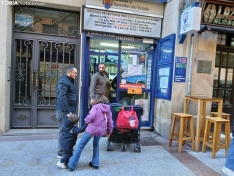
[202,117,230,159]
[168,113,195,153]
[210,112,230,136]
[210,112,230,120]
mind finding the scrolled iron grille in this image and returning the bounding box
[46,42,57,105]
[39,41,75,106]
[53,43,62,106]
[61,43,66,75]
[67,44,74,65]
[39,42,48,105]
[22,40,31,105]
[15,39,32,105]
[13,7,79,38]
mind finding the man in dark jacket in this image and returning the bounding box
[57,113,88,169]
[56,66,78,159]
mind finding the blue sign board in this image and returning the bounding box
[174,57,187,82]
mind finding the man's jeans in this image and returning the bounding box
[225,138,234,171]
[68,132,101,169]
[56,111,67,156]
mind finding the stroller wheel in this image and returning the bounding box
[107,142,112,151]
[134,143,141,153]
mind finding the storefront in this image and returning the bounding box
[200,0,234,126]
[80,0,165,128]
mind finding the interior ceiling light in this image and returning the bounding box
[122,46,135,49]
[100,43,135,49]
[100,43,118,47]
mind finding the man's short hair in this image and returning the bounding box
[99,63,106,67]
[66,66,76,73]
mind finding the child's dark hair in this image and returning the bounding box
[68,113,79,123]
[95,95,109,105]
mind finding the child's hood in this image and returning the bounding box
[64,117,75,127]
[95,103,110,114]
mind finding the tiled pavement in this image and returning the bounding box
[0,129,230,176]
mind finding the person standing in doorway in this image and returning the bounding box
[110,68,124,90]
[89,63,107,106]
[104,71,111,100]
[56,66,78,159]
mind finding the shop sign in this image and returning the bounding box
[127,88,142,94]
[174,57,187,82]
[135,99,149,121]
[201,0,234,28]
[86,31,136,41]
[87,0,164,17]
[15,13,33,27]
[41,18,52,25]
[83,8,161,38]
[119,83,145,89]
[180,6,202,35]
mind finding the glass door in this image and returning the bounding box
[86,38,119,107]
[82,37,156,127]
[118,41,154,124]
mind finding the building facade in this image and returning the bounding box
[0,0,233,139]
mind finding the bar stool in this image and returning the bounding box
[210,112,230,137]
[168,113,195,153]
[210,112,230,120]
[202,117,230,159]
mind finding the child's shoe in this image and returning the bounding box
[57,161,66,169]
[89,162,99,169]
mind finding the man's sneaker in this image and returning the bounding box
[57,154,63,159]
[222,166,234,176]
[89,162,99,169]
[57,161,66,169]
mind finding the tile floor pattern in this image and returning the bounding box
[0,130,230,176]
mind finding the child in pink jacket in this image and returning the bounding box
[67,95,113,171]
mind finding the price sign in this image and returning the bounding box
[127,88,142,94]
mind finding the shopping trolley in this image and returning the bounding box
[107,103,143,152]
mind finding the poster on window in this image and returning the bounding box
[135,99,149,121]
[128,64,142,76]
[174,57,187,82]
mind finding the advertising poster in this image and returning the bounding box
[174,57,187,82]
[135,99,149,121]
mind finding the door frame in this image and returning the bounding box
[11,32,80,128]
[80,34,157,128]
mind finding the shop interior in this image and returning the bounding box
[88,38,155,123]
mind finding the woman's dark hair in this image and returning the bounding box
[94,95,109,105]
